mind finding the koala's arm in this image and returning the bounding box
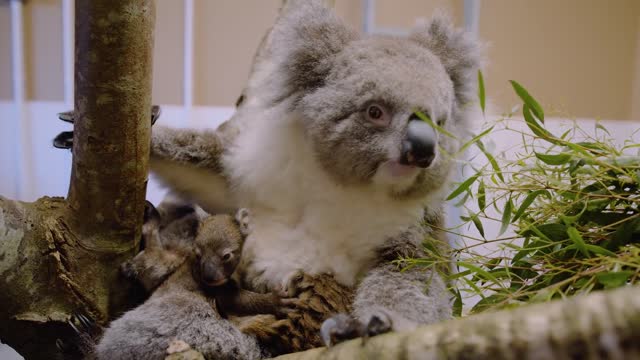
[150,125,238,214]
[151,126,226,171]
[352,217,452,332]
[216,281,285,317]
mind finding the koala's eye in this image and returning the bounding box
[222,253,233,262]
[368,105,383,119]
[364,104,389,127]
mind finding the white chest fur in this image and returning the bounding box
[224,111,425,290]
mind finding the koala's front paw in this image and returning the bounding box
[60,312,102,357]
[281,269,317,298]
[120,259,138,279]
[281,270,305,297]
[270,293,301,318]
[363,311,393,337]
[319,311,393,347]
[235,208,251,236]
[320,314,363,347]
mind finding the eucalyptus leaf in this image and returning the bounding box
[476,140,504,182]
[567,226,589,257]
[596,271,634,289]
[447,172,481,201]
[456,262,505,289]
[513,190,549,221]
[522,223,567,241]
[583,244,616,257]
[477,180,486,212]
[414,110,456,139]
[452,288,463,317]
[523,104,560,145]
[535,152,572,165]
[478,70,486,114]
[510,80,544,121]
[499,198,513,236]
[472,294,506,313]
[459,126,494,154]
[595,122,611,136]
[471,213,485,238]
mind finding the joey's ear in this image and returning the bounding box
[246,0,357,103]
[143,201,161,225]
[409,15,483,106]
[234,208,251,237]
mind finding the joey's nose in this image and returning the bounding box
[401,119,437,168]
[202,261,226,286]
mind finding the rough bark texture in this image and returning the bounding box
[69,0,154,244]
[271,285,640,360]
[0,1,154,359]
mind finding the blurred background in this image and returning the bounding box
[0,0,638,203]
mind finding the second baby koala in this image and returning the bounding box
[95,205,287,360]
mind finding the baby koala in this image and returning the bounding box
[120,199,203,293]
[96,205,286,360]
[193,211,293,319]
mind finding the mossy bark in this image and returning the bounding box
[272,285,640,360]
[0,1,155,359]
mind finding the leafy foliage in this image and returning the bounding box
[409,75,640,314]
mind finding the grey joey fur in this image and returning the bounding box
[149,0,481,353]
[96,209,264,360]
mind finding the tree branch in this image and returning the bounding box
[273,285,640,359]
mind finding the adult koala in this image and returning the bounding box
[151,0,480,348]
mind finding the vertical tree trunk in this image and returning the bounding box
[67,0,155,321]
[69,0,154,241]
[0,1,155,359]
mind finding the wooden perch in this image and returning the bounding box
[0,1,155,358]
[272,285,640,360]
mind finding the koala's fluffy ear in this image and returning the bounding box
[409,15,482,107]
[234,208,251,237]
[247,0,357,104]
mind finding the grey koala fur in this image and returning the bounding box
[150,0,481,351]
[97,209,266,360]
[121,197,205,292]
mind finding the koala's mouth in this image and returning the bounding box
[202,277,228,288]
[383,161,420,178]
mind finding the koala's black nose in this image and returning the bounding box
[201,261,225,286]
[401,119,437,168]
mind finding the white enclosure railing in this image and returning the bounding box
[183,0,194,109]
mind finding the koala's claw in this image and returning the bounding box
[279,297,302,312]
[281,270,306,297]
[54,106,161,152]
[120,260,137,279]
[320,312,393,347]
[55,338,67,352]
[76,313,94,331]
[68,311,100,341]
[365,312,393,337]
[53,131,74,150]
[320,314,364,347]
